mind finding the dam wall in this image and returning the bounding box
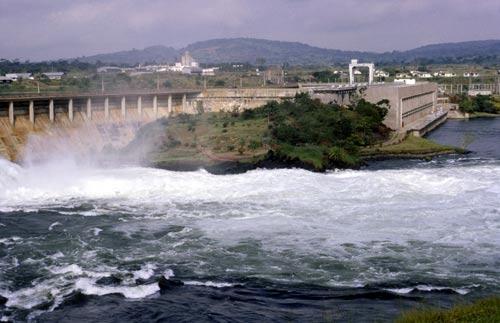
[197,88,302,112]
[0,88,303,161]
[0,92,196,161]
[1,84,424,162]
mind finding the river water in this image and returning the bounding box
[0,118,499,322]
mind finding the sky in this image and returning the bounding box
[1,0,500,61]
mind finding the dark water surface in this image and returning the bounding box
[1,118,499,322]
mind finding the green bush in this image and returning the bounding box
[456,94,498,114]
[226,92,391,168]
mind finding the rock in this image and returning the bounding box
[0,295,7,306]
[135,277,157,285]
[60,291,89,307]
[95,275,122,286]
[158,276,183,292]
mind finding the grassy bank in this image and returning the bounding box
[361,135,464,160]
[469,112,500,118]
[397,297,500,323]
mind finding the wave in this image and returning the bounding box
[0,158,499,211]
[384,285,478,295]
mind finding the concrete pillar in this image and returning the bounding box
[153,95,158,118]
[349,66,354,85]
[182,94,187,112]
[8,101,14,125]
[368,64,374,85]
[137,96,142,116]
[121,96,126,117]
[104,97,109,119]
[86,98,92,120]
[68,98,74,122]
[168,95,172,114]
[29,100,34,124]
[399,98,404,129]
[49,99,54,122]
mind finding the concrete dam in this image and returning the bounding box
[0,82,440,162]
[0,88,307,161]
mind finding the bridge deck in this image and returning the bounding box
[0,89,203,102]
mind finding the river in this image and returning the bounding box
[0,118,499,322]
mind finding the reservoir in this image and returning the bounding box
[0,118,499,322]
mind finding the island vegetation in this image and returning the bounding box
[451,94,500,116]
[120,93,461,172]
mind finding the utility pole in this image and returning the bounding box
[156,73,160,91]
[101,76,104,93]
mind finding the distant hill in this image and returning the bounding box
[76,38,500,66]
[181,38,380,65]
[78,45,178,65]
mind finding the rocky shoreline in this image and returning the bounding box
[150,148,466,175]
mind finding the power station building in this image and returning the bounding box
[364,82,438,130]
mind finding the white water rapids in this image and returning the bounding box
[0,157,499,316]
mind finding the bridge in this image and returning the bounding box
[0,89,203,126]
[0,86,359,127]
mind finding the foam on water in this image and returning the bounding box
[74,278,159,299]
[0,157,499,319]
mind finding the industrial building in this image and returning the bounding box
[364,82,438,130]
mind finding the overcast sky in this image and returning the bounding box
[1,0,499,61]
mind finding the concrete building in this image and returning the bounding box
[5,73,32,81]
[0,76,13,84]
[374,70,389,78]
[182,66,202,75]
[202,68,217,76]
[43,72,64,80]
[364,82,438,130]
[396,73,410,79]
[468,89,492,96]
[181,52,198,68]
[97,66,123,73]
[394,78,416,85]
[463,72,480,78]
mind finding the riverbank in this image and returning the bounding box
[397,296,500,323]
[360,135,465,161]
[116,95,469,173]
[121,114,464,174]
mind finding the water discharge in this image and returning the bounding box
[0,118,499,322]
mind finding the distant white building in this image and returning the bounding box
[417,72,432,79]
[202,68,218,76]
[468,89,492,96]
[180,52,199,68]
[43,72,64,80]
[169,63,184,72]
[396,73,410,78]
[182,66,202,75]
[374,70,389,78]
[170,51,217,75]
[394,78,416,85]
[97,66,123,73]
[463,72,480,77]
[0,76,13,84]
[5,73,32,81]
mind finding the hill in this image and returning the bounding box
[78,45,178,65]
[76,38,500,66]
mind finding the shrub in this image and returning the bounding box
[248,140,262,150]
